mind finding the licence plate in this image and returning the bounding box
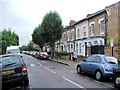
[2,70,14,75]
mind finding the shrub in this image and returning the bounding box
[55,50,70,55]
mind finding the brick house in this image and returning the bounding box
[104,2,120,59]
[74,18,88,56]
[55,1,120,60]
[86,9,107,55]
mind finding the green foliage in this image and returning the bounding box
[118,36,120,44]
[57,50,70,55]
[106,36,110,45]
[41,11,63,45]
[20,41,40,51]
[20,45,29,51]
[32,11,63,56]
[0,28,19,54]
[32,25,45,51]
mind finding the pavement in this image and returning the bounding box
[49,57,79,69]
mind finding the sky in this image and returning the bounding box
[0,0,120,46]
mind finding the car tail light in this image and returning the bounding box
[22,65,27,73]
[104,65,108,71]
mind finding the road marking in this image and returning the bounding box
[30,64,35,66]
[102,83,115,89]
[94,80,102,84]
[37,62,43,66]
[44,67,56,74]
[62,77,85,89]
[94,80,115,89]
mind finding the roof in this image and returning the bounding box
[86,9,106,19]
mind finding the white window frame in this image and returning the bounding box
[90,22,95,36]
[72,30,74,40]
[67,31,70,41]
[79,43,82,54]
[77,28,80,38]
[76,43,78,53]
[99,18,105,34]
[83,25,87,37]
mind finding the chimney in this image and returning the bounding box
[69,20,75,25]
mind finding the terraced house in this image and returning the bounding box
[55,1,120,60]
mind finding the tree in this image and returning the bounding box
[41,11,63,58]
[0,28,19,54]
[32,25,45,51]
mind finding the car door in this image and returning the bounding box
[80,56,93,73]
[89,56,102,75]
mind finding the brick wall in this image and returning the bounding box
[104,45,119,59]
[105,2,119,45]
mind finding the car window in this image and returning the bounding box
[86,55,95,62]
[105,56,118,64]
[94,56,101,63]
[1,55,21,67]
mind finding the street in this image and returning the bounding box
[7,54,116,90]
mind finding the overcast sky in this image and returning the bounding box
[0,0,119,46]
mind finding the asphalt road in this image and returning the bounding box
[6,54,117,90]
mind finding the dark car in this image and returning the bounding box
[0,54,29,89]
[76,54,120,81]
[113,66,120,89]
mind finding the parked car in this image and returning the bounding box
[1,54,29,89]
[76,54,120,81]
[113,66,120,89]
[36,52,49,60]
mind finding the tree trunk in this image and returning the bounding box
[50,45,54,59]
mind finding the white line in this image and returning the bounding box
[102,83,115,89]
[37,62,43,66]
[44,67,56,74]
[62,77,84,89]
[94,80,115,89]
[30,64,35,66]
[94,80,102,84]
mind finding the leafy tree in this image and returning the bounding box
[32,25,46,51]
[41,11,63,58]
[20,45,29,51]
[0,28,19,54]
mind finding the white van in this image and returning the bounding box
[6,46,20,54]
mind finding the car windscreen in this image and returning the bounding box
[105,56,118,64]
[0,55,21,67]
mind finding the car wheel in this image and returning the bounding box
[114,74,120,88]
[95,70,102,81]
[77,66,81,74]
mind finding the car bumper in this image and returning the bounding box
[103,71,113,78]
[2,73,28,86]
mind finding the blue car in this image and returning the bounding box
[76,54,120,81]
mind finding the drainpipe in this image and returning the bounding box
[73,25,76,52]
